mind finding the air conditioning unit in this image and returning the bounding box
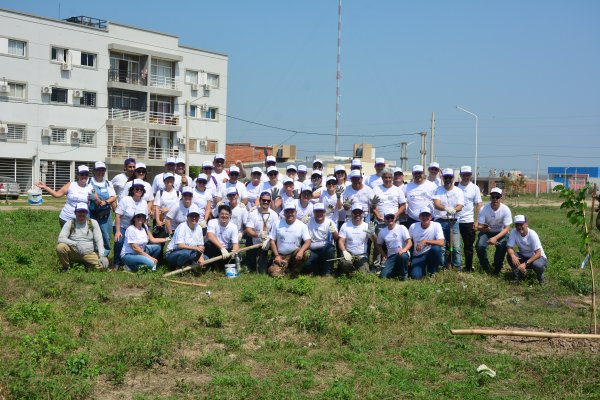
[41,86,52,94]
[178,137,186,145]
[199,139,208,147]
[0,84,8,93]
[203,84,211,90]
[200,104,209,111]
[73,90,83,98]
[0,124,7,134]
[70,130,81,140]
[41,128,51,137]
[61,62,72,71]
[191,83,199,91]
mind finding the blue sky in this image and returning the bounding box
[3,0,599,176]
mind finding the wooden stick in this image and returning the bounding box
[451,329,600,340]
[590,184,597,232]
[582,202,597,334]
[162,243,262,278]
[163,279,208,287]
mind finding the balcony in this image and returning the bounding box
[148,111,179,126]
[107,126,181,162]
[108,109,180,126]
[108,68,146,86]
[149,74,179,90]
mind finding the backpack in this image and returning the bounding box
[69,218,94,237]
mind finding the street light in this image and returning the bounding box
[456,106,479,185]
[185,90,210,177]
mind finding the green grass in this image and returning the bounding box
[0,207,599,399]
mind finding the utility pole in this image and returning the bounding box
[400,142,408,172]
[419,131,427,166]
[535,153,540,198]
[430,112,435,164]
[334,0,342,156]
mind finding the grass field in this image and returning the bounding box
[0,205,599,399]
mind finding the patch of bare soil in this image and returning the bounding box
[112,286,145,299]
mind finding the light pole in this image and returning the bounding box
[456,106,479,185]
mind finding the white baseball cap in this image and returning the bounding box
[442,168,454,177]
[187,204,201,216]
[181,186,193,195]
[214,153,225,161]
[286,164,297,171]
[298,165,308,173]
[77,165,89,174]
[311,170,322,176]
[393,167,403,174]
[175,157,185,164]
[75,202,89,212]
[334,165,346,173]
[202,161,213,169]
[351,203,364,212]
[375,157,385,165]
[429,162,440,169]
[301,183,313,192]
[349,170,362,179]
[166,157,176,165]
[490,187,503,196]
[418,207,432,216]
[266,155,276,163]
[460,165,472,174]
[283,200,296,210]
[163,172,175,181]
[226,187,238,196]
[267,166,278,174]
[313,159,323,166]
[282,177,293,185]
[132,178,145,187]
[229,165,240,173]
[251,167,263,175]
[412,165,424,173]
[351,159,362,167]
[135,162,146,170]
[313,203,325,211]
[93,162,106,170]
[326,175,336,183]
[514,215,527,224]
[196,173,208,182]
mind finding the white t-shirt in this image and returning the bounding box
[123,180,154,202]
[307,217,337,250]
[192,187,213,219]
[121,225,149,257]
[229,203,249,232]
[259,180,283,195]
[205,175,223,202]
[373,184,407,220]
[116,196,148,229]
[213,170,229,184]
[175,174,192,191]
[457,182,482,223]
[207,219,239,248]
[507,228,546,259]
[247,208,279,245]
[365,174,383,189]
[280,200,313,223]
[308,183,323,204]
[339,220,369,255]
[59,181,94,222]
[409,221,445,256]
[478,203,512,233]
[433,186,465,220]
[151,172,183,194]
[166,201,191,231]
[269,219,311,255]
[221,180,248,201]
[167,222,204,252]
[111,172,130,200]
[245,181,263,210]
[320,191,342,224]
[405,180,437,220]
[377,224,411,257]
[153,189,181,215]
[343,184,375,222]
[428,176,442,187]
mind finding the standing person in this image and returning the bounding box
[393,168,405,188]
[350,159,363,173]
[123,163,154,212]
[151,158,178,195]
[165,186,194,236]
[433,168,464,270]
[56,202,106,271]
[36,165,94,227]
[114,179,149,269]
[343,170,375,222]
[201,161,223,205]
[320,175,344,227]
[260,166,282,198]
[427,162,442,186]
[287,184,314,224]
[506,215,547,284]
[404,165,437,227]
[175,158,192,189]
[305,203,338,276]
[273,177,296,213]
[222,165,248,205]
[260,155,278,182]
[165,204,207,269]
[338,204,373,275]
[220,188,249,238]
[309,170,324,203]
[334,165,350,187]
[121,213,168,272]
[267,200,311,277]
[88,162,117,258]
[366,157,386,188]
[476,187,512,275]
[457,165,482,272]
[205,204,240,271]
[212,153,229,183]
[245,167,264,210]
[376,213,412,280]
[111,158,136,200]
[153,173,181,236]
[372,168,407,225]
[191,174,213,229]
[312,159,324,172]
[409,208,445,279]
[245,191,279,273]
[296,165,308,184]
[286,164,303,191]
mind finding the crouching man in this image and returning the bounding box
[305,203,339,276]
[338,203,374,275]
[506,215,547,284]
[409,207,445,279]
[56,202,107,271]
[267,200,311,277]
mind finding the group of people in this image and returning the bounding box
[38,154,547,283]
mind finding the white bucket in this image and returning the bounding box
[225,264,239,278]
[27,187,43,205]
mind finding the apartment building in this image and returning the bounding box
[0,9,228,191]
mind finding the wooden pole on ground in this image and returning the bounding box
[451,329,600,340]
[162,243,262,278]
[164,279,208,287]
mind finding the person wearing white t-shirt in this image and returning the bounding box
[427,162,442,187]
[376,213,412,280]
[212,153,230,184]
[309,170,324,203]
[113,179,149,269]
[245,191,280,273]
[221,166,248,205]
[506,215,547,283]
[205,204,240,271]
[274,177,297,213]
[366,157,386,189]
[165,187,194,235]
[174,158,193,189]
[476,187,512,275]
[201,161,223,207]
[268,200,311,277]
[296,165,308,184]
[260,166,283,199]
[338,204,374,274]
[404,165,438,227]
[261,155,278,183]
[320,175,344,226]
[217,188,249,238]
[283,185,314,223]
[457,165,482,272]
[433,169,464,269]
[153,173,181,234]
[192,174,214,226]
[122,163,154,213]
[165,204,208,269]
[305,203,339,276]
[245,167,264,210]
[121,212,168,272]
[343,170,375,223]
[408,208,445,279]
[285,165,304,191]
[151,158,177,195]
[372,168,407,224]
[111,157,136,201]
[393,168,409,226]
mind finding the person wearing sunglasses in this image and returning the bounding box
[457,165,483,272]
[433,168,464,270]
[506,215,547,284]
[338,203,372,275]
[259,166,283,201]
[114,179,149,269]
[376,212,412,280]
[36,165,95,227]
[409,207,445,279]
[221,165,248,206]
[476,187,512,275]
[427,162,442,187]
[245,191,279,273]
[245,167,264,210]
[123,162,154,213]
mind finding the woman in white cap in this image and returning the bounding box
[151,157,178,194]
[201,161,223,206]
[260,166,283,199]
[320,175,344,227]
[366,158,386,188]
[165,186,195,235]
[89,161,117,257]
[36,165,95,227]
[427,162,442,186]
[286,184,314,224]
[296,165,308,184]
[285,165,303,191]
[274,177,297,213]
[114,179,149,269]
[262,155,278,182]
[191,174,213,227]
[212,153,229,183]
[174,157,192,188]
[121,212,168,272]
[309,170,323,203]
[165,204,208,269]
[153,172,181,236]
[123,163,154,213]
[245,167,264,210]
[221,165,248,206]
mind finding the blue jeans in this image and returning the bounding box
[113,226,126,266]
[306,244,335,276]
[381,252,410,280]
[410,246,443,279]
[476,232,508,274]
[122,244,162,271]
[507,252,547,283]
[166,249,207,269]
[436,219,461,269]
[94,215,112,257]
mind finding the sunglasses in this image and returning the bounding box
[79,172,89,176]
[267,173,277,176]
[352,210,363,214]
[490,195,501,199]
[260,198,271,203]
[384,215,395,220]
[197,180,207,184]
[136,170,147,174]
[133,187,144,191]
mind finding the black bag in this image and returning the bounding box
[90,206,111,220]
[152,224,169,238]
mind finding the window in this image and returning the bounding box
[6,82,26,99]
[51,128,66,143]
[8,39,26,57]
[51,47,69,62]
[80,52,96,67]
[80,130,95,146]
[206,140,218,153]
[189,105,197,118]
[202,107,218,120]
[79,91,96,107]
[185,70,198,84]
[50,88,68,104]
[6,124,26,141]
[207,73,220,88]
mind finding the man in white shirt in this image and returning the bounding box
[338,203,373,274]
[221,165,248,205]
[174,157,193,189]
[376,212,412,280]
[457,165,482,272]
[297,165,308,184]
[427,162,442,186]
[111,157,136,201]
[212,153,229,183]
[343,170,375,223]
[205,204,240,271]
[268,200,311,277]
[151,158,178,195]
[312,159,324,172]
[372,167,407,224]
[404,165,437,227]
[393,168,405,188]
[506,215,547,284]
[409,207,445,279]
[261,155,278,182]
[433,168,464,270]
[476,187,512,275]
[305,203,338,276]
[285,164,303,191]
[245,191,279,273]
[366,157,385,188]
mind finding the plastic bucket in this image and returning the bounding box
[27,187,43,205]
[225,264,239,278]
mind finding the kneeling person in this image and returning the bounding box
[205,204,240,271]
[338,204,374,274]
[56,202,106,271]
[305,203,339,276]
[376,213,412,280]
[506,215,547,284]
[409,208,445,279]
[165,204,208,269]
[268,200,311,277]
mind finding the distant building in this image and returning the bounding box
[0,9,228,191]
[548,167,600,189]
[226,143,273,164]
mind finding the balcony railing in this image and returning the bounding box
[148,147,180,160]
[148,111,179,126]
[108,109,179,126]
[149,74,179,90]
[108,68,145,85]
